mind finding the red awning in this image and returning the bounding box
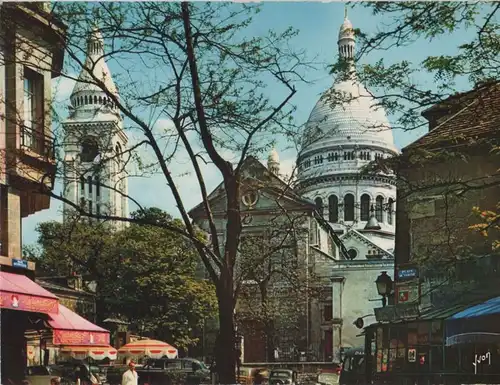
[49,304,110,346]
[0,271,59,314]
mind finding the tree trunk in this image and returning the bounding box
[265,320,275,362]
[216,274,236,384]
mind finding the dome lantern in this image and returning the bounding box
[338,6,355,61]
[267,147,280,175]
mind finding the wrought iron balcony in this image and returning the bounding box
[20,125,55,161]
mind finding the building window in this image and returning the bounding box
[80,176,85,192]
[323,304,333,321]
[88,200,93,214]
[87,176,92,194]
[81,138,99,163]
[315,197,324,216]
[344,194,355,221]
[360,194,371,221]
[387,198,394,225]
[347,249,358,260]
[23,68,43,150]
[314,155,323,165]
[328,195,339,223]
[376,195,384,223]
[96,177,100,197]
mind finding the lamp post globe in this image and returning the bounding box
[375,271,393,307]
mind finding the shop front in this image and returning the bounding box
[1,270,114,383]
[365,297,500,385]
[0,271,60,383]
[26,304,116,365]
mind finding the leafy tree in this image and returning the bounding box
[26,209,217,350]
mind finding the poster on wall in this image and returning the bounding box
[408,348,416,363]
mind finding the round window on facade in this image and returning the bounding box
[241,190,259,208]
[347,248,358,260]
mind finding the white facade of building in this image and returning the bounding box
[295,13,397,361]
[62,27,128,226]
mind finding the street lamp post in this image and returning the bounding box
[375,271,393,307]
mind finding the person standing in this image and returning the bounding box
[121,361,138,385]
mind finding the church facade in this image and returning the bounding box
[62,27,128,225]
[190,14,396,363]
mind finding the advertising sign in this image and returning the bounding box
[396,283,420,304]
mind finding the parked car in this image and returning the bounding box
[268,369,298,385]
[316,371,339,385]
[238,367,269,385]
[26,366,62,385]
[108,358,209,385]
[338,348,365,385]
[51,362,106,385]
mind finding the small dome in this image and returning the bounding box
[365,214,381,231]
[268,148,279,163]
[338,17,354,40]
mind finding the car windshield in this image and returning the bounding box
[271,372,291,378]
[192,359,207,370]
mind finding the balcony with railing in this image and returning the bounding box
[20,125,55,161]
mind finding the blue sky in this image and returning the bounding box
[22,2,474,246]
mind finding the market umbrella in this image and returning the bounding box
[59,345,117,360]
[117,339,178,359]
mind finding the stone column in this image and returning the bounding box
[331,276,345,363]
[0,186,22,259]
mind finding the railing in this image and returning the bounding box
[21,125,55,161]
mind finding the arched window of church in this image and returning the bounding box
[387,198,394,225]
[376,195,384,223]
[99,96,103,104]
[94,95,98,104]
[360,194,371,221]
[81,138,99,163]
[315,197,324,216]
[328,195,338,223]
[344,194,354,221]
[84,95,88,105]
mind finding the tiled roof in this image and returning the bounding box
[36,279,95,297]
[405,82,500,151]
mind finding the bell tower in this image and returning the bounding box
[62,26,128,226]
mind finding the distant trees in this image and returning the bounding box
[26,208,217,350]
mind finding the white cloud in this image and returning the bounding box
[52,75,77,104]
[152,118,175,132]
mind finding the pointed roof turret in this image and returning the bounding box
[70,25,119,112]
[364,205,381,231]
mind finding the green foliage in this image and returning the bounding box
[26,209,217,349]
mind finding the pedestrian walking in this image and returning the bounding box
[121,361,138,385]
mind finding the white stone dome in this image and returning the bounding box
[300,79,397,154]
